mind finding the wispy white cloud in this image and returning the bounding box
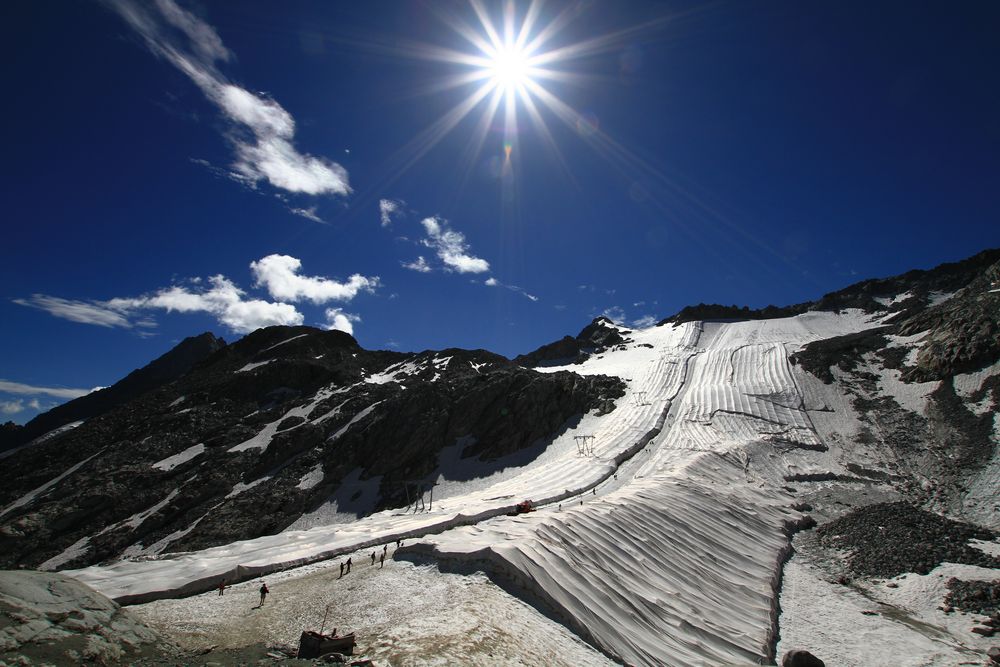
[324,308,360,335]
[108,0,350,196]
[601,306,658,329]
[0,380,94,400]
[107,275,303,333]
[152,0,232,63]
[17,255,381,335]
[289,206,324,223]
[379,198,404,227]
[0,398,48,415]
[14,295,134,328]
[0,399,25,415]
[602,306,627,324]
[483,277,539,301]
[419,216,490,274]
[401,256,432,273]
[250,254,379,304]
[631,315,658,328]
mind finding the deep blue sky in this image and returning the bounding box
[3,0,999,423]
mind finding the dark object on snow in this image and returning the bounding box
[298,630,356,658]
[509,499,535,515]
[987,646,1000,664]
[781,649,825,667]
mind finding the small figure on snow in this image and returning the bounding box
[379,552,385,568]
[217,581,226,596]
[371,551,376,565]
[339,562,345,578]
[346,557,352,574]
[258,582,269,607]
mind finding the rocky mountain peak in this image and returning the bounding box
[0,331,227,454]
[0,326,624,569]
[514,316,631,368]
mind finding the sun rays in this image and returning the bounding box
[367,0,670,194]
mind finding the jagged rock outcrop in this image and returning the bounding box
[897,259,1000,381]
[0,327,623,569]
[0,332,226,454]
[514,316,629,367]
[660,302,808,326]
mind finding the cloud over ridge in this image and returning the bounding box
[106,275,303,333]
[15,255,378,335]
[0,380,94,400]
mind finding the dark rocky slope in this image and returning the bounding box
[659,247,1000,326]
[0,327,623,569]
[514,317,629,367]
[0,332,226,454]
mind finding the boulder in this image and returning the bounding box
[781,649,825,667]
[0,570,164,665]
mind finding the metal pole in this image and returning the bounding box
[320,604,330,635]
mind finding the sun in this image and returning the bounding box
[485,43,537,95]
[375,0,669,190]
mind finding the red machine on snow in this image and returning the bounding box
[512,499,535,515]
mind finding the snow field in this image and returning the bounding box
[68,324,700,604]
[67,308,993,667]
[778,557,996,666]
[407,317,869,666]
[131,547,615,667]
[407,453,797,667]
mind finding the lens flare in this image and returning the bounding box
[366,0,671,195]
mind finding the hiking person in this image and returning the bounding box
[259,582,269,606]
[379,552,385,568]
[217,581,225,596]
[346,557,352,574]
[339,562,344,577]
[370,551,376,565]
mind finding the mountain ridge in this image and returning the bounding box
[0,332,226,454]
